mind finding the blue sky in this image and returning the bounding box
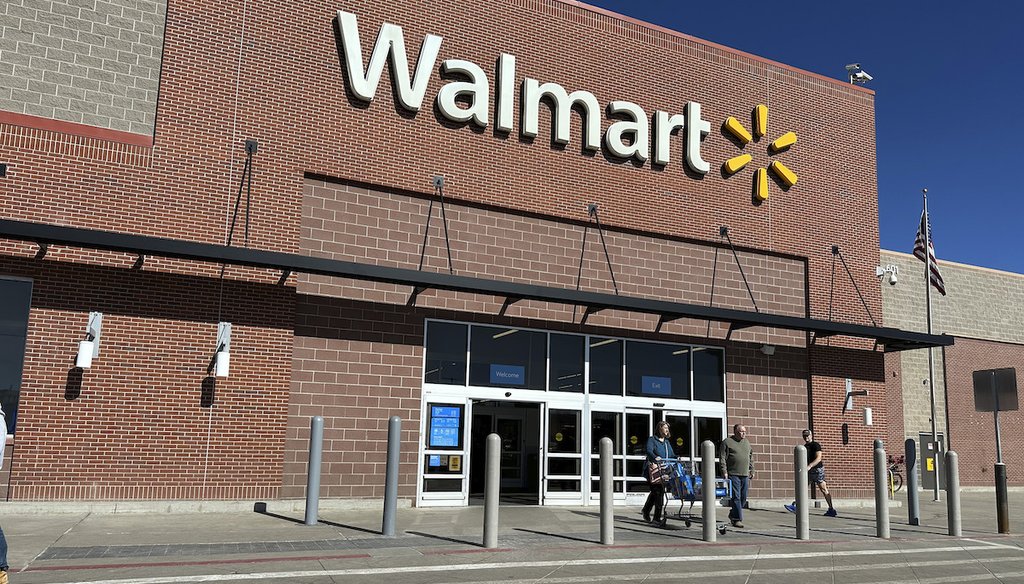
[584,0,1021,274]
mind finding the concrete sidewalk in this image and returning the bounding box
[1,491,1021,583]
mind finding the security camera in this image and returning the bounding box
[888,271,897,285]
[853,70,873,82]
[845,63,861,72]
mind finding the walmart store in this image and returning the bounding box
[0,0,951,507]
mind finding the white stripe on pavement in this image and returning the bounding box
[36,543,1024,584]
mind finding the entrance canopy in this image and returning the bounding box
[0,218,952,352]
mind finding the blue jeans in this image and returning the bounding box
[728,475,749,521]
[0,521,7,571]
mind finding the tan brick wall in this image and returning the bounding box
[882,250,1024,486]
[0,0,166,135]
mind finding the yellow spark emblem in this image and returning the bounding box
[723,104,797,201]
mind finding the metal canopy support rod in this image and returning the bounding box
[416,176,455,275]
[719,226,759,313]
[830,245,877,327]
[0,219,954,352]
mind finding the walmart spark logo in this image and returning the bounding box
[722,104,798,201]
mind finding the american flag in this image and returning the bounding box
[913,210,946,296]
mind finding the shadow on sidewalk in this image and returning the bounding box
[405,530,481,547]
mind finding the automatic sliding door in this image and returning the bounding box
[625,410,652,495]
[544,408,583,504]
[589,410,624,501]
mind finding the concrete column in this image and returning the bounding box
[946,451,961,537]
[382,416,401,537]
[304,416,324,526]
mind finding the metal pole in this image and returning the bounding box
[946,450,961,536]
[304,416,324,526]
[874,444,889,539]
[794,444,809,540]
[599,437,614,545]
[995,462,1010,534]
[993,372,1003,464]
[483,433,501,548]
[382,416,401,537]
[701,440,716,543]
[923,188,941,502]
[906,439,920,526]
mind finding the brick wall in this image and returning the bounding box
[0,0,166,135]
[0,0,886,499]
[943,338,1024,486]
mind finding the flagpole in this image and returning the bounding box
[923,188,941,502]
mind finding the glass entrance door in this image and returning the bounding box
[543,407,583,504]
[589,409,625,502]
[625,410,653,496]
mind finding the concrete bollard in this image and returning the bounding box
[906,439,920,526]
[304,416,324,526]
[874,445,889,539]
[483,433,501,548]
[794,444,808,540]
[599,437,613,545]
[701,440,716,542]
[382,416,401,537]
[946,451,961,536]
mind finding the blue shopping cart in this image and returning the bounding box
[661,461,729,534]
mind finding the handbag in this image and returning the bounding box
[648,461,668,485]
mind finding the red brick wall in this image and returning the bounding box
[944,338,1024,486]
[0,0,884,499]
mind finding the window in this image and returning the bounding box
[469,326,546,389]
[424,321,467,385]
[625,341,690,400]
[588,338,622,395]
[549,334,584,392]
[0,277,31,434]
[693,347,725,402]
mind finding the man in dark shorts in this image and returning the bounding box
[785,429,837,517]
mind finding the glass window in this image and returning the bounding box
[664,412,691,460]
[696,417,724,476]
[590,411,621,454]
[548,409,581,453]
[0,278,32,435]
[588,338,622,395]
[469,326,546,389]
[424,321,467,385]
[547,458,581,475]
[625,413,649,457]
[625,341,690,400]
[693,347,725,402]
[549,334,584,392]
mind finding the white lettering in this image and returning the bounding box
[437,59,489,126]
[522,79,600,151]
[604,101,648,162]
[496,53,516,133]
[685,102,711,175]
[335,11,441,110]
[653,110,685,166]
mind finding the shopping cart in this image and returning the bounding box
[661,461,729,534]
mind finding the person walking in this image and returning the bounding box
[785,429,837,516]
[720,424,754,528]
[1,403,9,584]
[641,420,679,527]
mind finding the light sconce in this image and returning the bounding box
[759,344,776,356]
[864,407,873,426]
[75,312,103,368]
[844,377,868,410]
[214,322,231,378]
